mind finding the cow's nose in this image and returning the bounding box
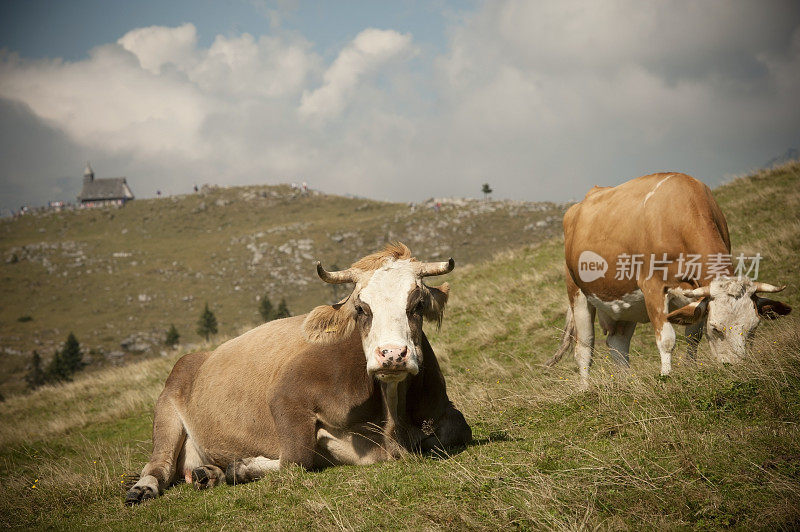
[376,345,407,360]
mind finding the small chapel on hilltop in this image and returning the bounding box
[77,163,135,207]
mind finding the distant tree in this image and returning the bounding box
[26,350,46,390]
[258,295,275,322]
[46,333,84,383]
[481,183,493,200]
[197,303,218,341]
[46,349,69,382]
[165,324,180,348]
[275,298,291,319]
[61,332,84,375]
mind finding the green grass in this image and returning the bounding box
[0,163,798,529]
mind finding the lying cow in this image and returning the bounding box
[547,172,791,383]
[125,243,471,505]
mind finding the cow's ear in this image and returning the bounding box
[424,282,449,328]
[667,297,709,325]
[754,296,792,319]
[302,301,356,344]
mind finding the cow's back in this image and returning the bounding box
[564,173,731,297]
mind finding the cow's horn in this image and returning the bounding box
[316,262,356,284]
[680,285,711,299]
[753,282,786,293]
[416,258,455,277]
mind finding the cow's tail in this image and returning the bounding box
[545,305,575,367]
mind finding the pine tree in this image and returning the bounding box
[46,349,69,382]
[165,324,180,348]
[258,295,275,322]
[275,298,291,319]
[197,303,218,341]
[61,332,84,375]
[26,350,46,389]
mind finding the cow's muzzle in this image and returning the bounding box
[372,344,416,381]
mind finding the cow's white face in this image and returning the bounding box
[704,279,761,362]
[304,244,452,383]
[356,260,422,381]
[669,276,791,363]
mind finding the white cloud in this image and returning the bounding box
[299,28,413,121]
[0,44,207,156]
[118,22,198,74]
[1,3,799,212]
[423,0,800,199]
[0,23,324,167]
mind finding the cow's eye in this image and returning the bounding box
[355,305,365,315]
[710,324,725,338]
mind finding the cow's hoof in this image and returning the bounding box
[124,484,157,506]
[192,465,224,490]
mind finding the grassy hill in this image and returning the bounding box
[0,162,798,529]
[0,185,564,396]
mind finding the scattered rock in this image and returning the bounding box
[120,332,160,354]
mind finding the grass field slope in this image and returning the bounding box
[0,186,564,396]
[0,162,798,529]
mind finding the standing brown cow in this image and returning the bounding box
[547,172,791,383]
[125,243,471,505]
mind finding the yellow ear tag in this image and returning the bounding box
[324,325,338,333]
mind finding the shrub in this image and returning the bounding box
[197,303,218,341]
[275,298,291,319]
[258,295,275,322]
[25,351,46,390]
[165,324,180,348]
[45,333,85,383]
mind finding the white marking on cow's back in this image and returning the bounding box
[643,174,674,206]
[586,289,649,323]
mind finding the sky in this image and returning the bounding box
[1,0,799,213]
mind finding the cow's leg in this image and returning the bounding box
[125,394,185,505]
[225,457,281,485]
[655,321,676,376]
[685,321,704,359]
[572,289,596,384]
[270,395,317,470]
[606,321,637,367]
[642,282,676,376]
